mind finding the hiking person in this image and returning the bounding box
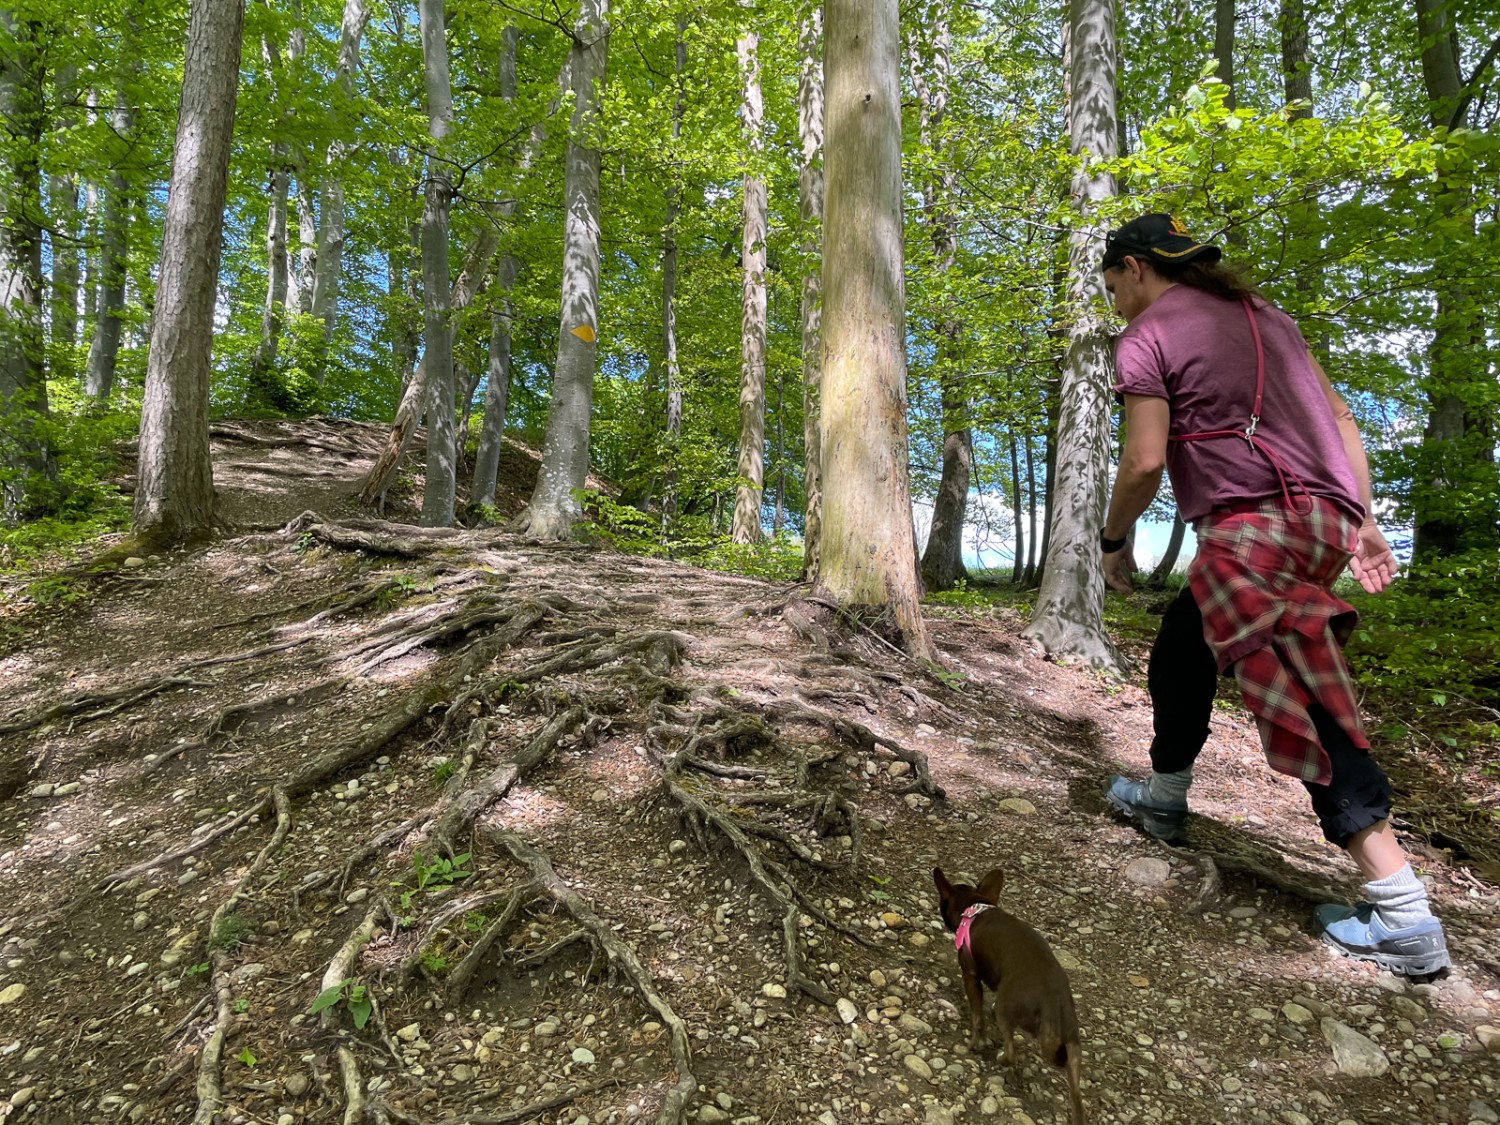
[1096,213,1448,976]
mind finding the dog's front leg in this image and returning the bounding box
[962,971,986,1050]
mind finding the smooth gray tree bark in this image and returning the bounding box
[911,0,971,593]
[48,65,80,375]
[1023,0,1122,670]
[513,0,610,540]
[797,4,824,581]
[416,0,456,526]
[134,0,245,545]
[732,17,767,545]
[659,19,686,539]
[84,88,134,402]
[818,0,932,661]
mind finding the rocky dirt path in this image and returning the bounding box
[0,420,1497,1125]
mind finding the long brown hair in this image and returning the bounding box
[1149,257,1264,302]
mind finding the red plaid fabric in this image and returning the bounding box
[1187,496,1368,785]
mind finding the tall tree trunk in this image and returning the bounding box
[1147,511,1187,587]
[472,27,563,511]
[818,0,932,661]
[294,163,315,313]
[360,231,498,507]
[1024,0,1120,670]
[0,6,53,520]
[84,88,134,402]
[1214,0,1235,110]
[1024,430,1038,583]
[134,0,244,545]
[1008,432,1025,583]
[1411,0,1496,560]
[48,65,79,376]
[513,0,610,540]
[798,4,824,582]
[306,0,369,375]
[659,19,686,540]
[1278,0,1311,113]
[732,19,767,545]
[248,22,291,409]
[417,0,456,526]
[912,0,970,592]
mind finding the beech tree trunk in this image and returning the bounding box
[732,20,767,545]
[513,0,609,541]
[1410,0,1496,561]
[1009,433,1025,584]
[84,89,133,402]
[912,0,970,592]
[134,0,245,544]
[48,66,79,374]
[417,0,456,526]
[472,28,564,510]
[659,19,687,539]
[1024,430,1038,583]
[360,232,498,508]
[1148,512,1187,587]
[307,0,369,372]
[818,0,932,661]
[1023,0,1121,670]
[0,6,53,520]
[797,4,824,582]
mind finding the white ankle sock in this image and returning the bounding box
[1146,768,1193,806]
[1364,864,1434,932]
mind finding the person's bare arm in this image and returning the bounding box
[1310,354,1397,594]
[1101,394,1169,592]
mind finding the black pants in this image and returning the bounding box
[1148,587,1392,847]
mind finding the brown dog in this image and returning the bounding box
[933,867,1083,1124]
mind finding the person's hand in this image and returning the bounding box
[1103,547,1135,593]
[1348,520,1397,594]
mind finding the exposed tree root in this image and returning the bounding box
[444,885,537,1002]
[761,699,944,798]
[511,630,687,686]
[389,1080,620,1125]
[484,827,698,1125]
[1,674,207,736]
[191,787,293,1125]
[431,706,597,853]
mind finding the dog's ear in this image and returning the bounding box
[976,868,1006,904]
[933,867,954,901]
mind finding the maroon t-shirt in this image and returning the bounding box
[1113,285,1362,525]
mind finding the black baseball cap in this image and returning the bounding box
[1102,213,1222,271]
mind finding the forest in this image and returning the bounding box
[1,0,1499,1123]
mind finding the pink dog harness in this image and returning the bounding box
[954,903,992,974]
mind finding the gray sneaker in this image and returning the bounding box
[1106,775,1188,841]
[1316,903,1450,977]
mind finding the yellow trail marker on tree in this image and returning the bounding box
[570,324,596,343]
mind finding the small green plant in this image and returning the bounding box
[431,760,457,785]
[309,978,374,1029]
[421,951,449,974]
[463,910,490,934]
[867,874,893,905]
[926,662,968,692]
[236,1047,258,1068]
[185,962,210,977]
[392,850,472,911]
[210,913,253,953]
[233,998,250,1014]
[294,531,317,553]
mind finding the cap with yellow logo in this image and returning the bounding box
[1101,213,1222,271]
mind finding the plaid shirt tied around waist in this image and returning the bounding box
[1186,496,1369,786]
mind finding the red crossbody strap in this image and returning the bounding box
[1166,297,1313,515]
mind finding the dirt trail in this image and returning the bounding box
[0,419,1496,1125]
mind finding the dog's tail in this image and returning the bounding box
[1063,1038,1084,1124]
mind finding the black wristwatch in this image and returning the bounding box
[1100,530,1128,554]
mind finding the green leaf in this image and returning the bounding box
[236,1047,257,1068]
[349,996,373,1029]
[309,981,348,1016]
